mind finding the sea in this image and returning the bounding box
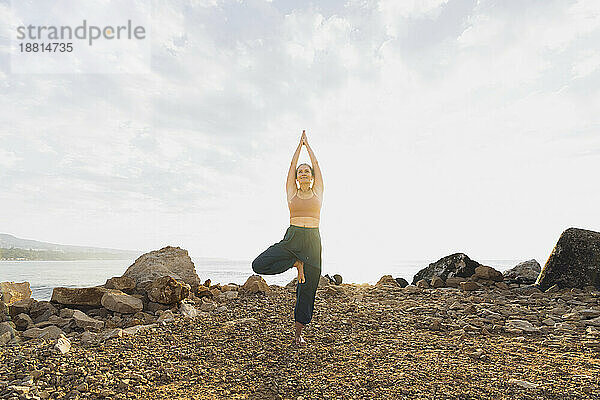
[0,258,528,301]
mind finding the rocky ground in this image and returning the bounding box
[2,280,600,400]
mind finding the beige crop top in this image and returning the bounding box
[288,189,321,219]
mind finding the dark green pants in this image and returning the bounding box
[252,225,322,325]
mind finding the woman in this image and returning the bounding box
[252,130,323,346]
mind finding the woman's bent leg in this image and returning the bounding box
[294,264,321,325]
[252,244,296,275]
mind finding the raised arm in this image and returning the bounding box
[303,132,323,197]
[286,134,303,199]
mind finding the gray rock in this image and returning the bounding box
[0,321,17,343]
[29,301,58,324]
[122,246,201,291]
[101,292,143,314]
[412,253,482,284]
[72,310,104,331]
[503,259,541,284]
[22,325,64,340]
[537,228,600,290]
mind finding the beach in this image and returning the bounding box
[2,280,599,399]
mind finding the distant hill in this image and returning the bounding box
[0,234,140,261]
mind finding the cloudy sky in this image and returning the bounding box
[1,0,599,277]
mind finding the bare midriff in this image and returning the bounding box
[290,216,320,228]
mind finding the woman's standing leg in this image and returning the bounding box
[294,263,321,326]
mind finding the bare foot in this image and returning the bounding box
[293,260,305,283]
[294,335,306,345]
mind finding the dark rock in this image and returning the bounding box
[14,313,33,330]
[9,298,37,317]
[537,228,600,290]
[395,278,409,288]
[412,253,482,284]
[333,274,343,285]
[324,274,336,285]
[503,260,541,284]
[29,301,58,324]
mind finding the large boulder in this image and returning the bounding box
[503,259,541,284]
[412,253,481,284]
[147,276,190,305]
[101,292,143,314]
[1,282,31,305]
[122,246,201,292]
[537,228,600,291]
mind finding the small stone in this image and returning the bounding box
[180,302,199,318]
[76,383,88,392]
[225,291,238,300]
[508,379,539,389]
[54,335,71,354]
[506,320,539,333]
